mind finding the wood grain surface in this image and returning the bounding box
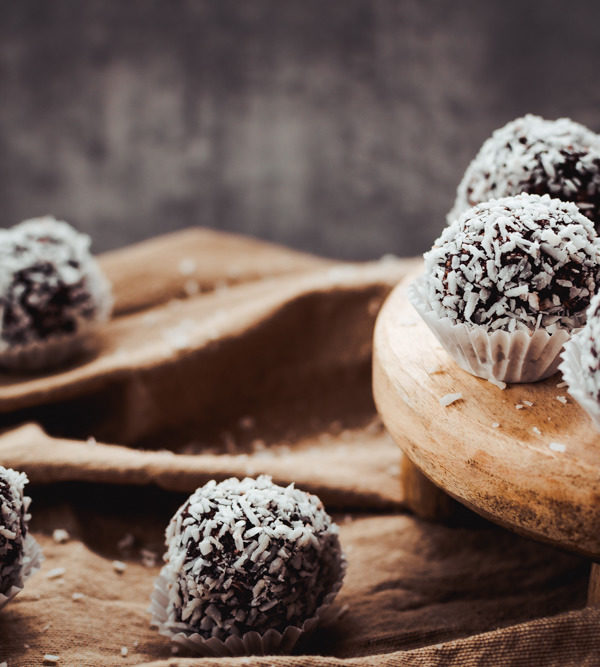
[373,279,600,559]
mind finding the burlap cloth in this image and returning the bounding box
[0,229,597,666]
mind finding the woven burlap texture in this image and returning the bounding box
[0,229,594,666]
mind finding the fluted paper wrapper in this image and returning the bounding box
[149,559,346,657]
[408,277,572,384]
[0,266,113,372]
[0,534,44,610]
[559,331,600,431]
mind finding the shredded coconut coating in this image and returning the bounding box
[424,193,600,333]
[572,291,600,402]
[0,216,111,347]
[449,115,600,228]
[0,466,31,595]
[162,475,344,641]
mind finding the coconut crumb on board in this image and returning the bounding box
[515,404,524,410]
[556,381,568,388]
[121,647,128,657]
[52,529,69,544]
[112,560,127,574]
[72,592,84,601]
[439,392,463,407]
[522,400,534,407]
[43,656,60,665]
[549,442,567,452]
[532,426,542,436]
[487,378,506,390]
[491,422,500,428]
[556,395,568,404]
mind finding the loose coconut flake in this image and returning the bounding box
[52,529,69,544]
[112,561,127,574]
[439,392,463,407]
[45,567,65,580]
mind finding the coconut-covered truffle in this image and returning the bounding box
[559,291,600,428]
[425,193,600,334]
[0,467,32,595]
[0,216,112,365]
[160,475,344,641]
[570,292,600,402]
[449,115,600,228]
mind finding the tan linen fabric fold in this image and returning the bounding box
[0,422,403,511]
[99,227,331,316]
[1,258,418,447]
[138,607,600,666]
[0,229,594,666]
[0,504,589,666]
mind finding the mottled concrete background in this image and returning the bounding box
[1,1,600,259]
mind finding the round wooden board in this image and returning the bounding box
[373,280,600,560]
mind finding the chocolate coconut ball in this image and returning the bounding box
[564,291,600,406]
[0,216,112,366]
[449,115,600,229]
[160,475,344,641]
[0,467,31,595]
[425,193,600,334]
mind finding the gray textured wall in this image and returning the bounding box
[1,1,600,259]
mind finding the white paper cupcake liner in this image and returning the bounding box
[0,533,44,611]
[559,330,600,430]
[408,277,573,383]
[0,264,113,372]
[150,556,347,657]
